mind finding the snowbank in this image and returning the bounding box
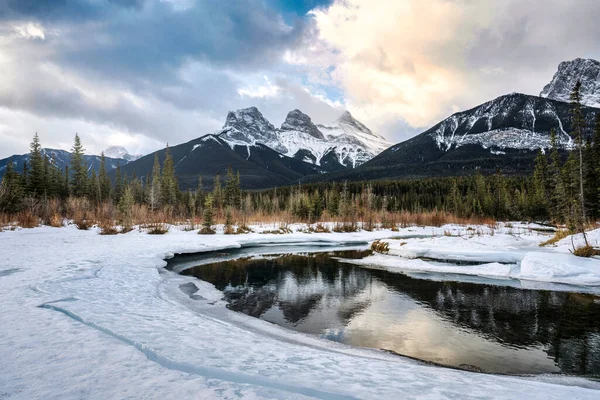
[0,225,598,399]
[344,229,600,290]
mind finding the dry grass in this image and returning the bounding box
[539,229,571,247]
[236,225,253,234]
[99,224,119,235]
[48,214,63,228]
[146,223,169,235]
[332,222,359,233]
[17,210,39,228]
[198,227,216,235]
[371,240,390,254]
[572,245,600,258]
[308,223,331,233]
[261,226,292,234]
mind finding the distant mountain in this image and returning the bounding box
[104,146,141,162]
[0,148,129,179]
[119,133,322,190]
[303,93,600,183]
[117,107,389,190]
[541,58,600,107]
[217,107,391,172]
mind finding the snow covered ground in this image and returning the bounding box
[1,223,600,399]
[344,225,600,292]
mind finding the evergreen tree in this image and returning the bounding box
[98,152,111,202]
[548,129,567,221]
[0,160,24,213]
[161,146,177,206]
[212,174,222,210]
[118,185,135,229]
[533,150,549,218]
[224,207,234,234]
[200,194,215,234]
[27,133,45,196]
[114,163,124,202]
[223,167,241,208]
[570,81,586,222]
[148,153,161,211]
[70,134,88,197]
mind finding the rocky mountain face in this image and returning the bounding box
[119,107,389,189]
[303,58,600,184]
[104,146,141,162]
[305,92,600,183]
[216,107,391,171]
[0,149,129,179]
[540,58,600,107]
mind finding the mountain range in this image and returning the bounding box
[119,108,387,189]
[0,148,134,179]
[308,58,600,183]
[2,58,599,188]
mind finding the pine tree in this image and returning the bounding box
[548,129,567,221]
[27,133,45,197]
[118,185,135,229]
[200,194,215,234]
[70,134,88,197]
[161,146,177,206]
[98,152,111,203]
[223,167,241,209]
[224,207,234,234]
[533,150,549,218]
[148,153,161,211]
[570,81,586,223]
[212,174,222,210]
[0,160,24,213]
[114,163,124,202]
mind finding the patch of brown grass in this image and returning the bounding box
[99,224,119,235]
[198,227,216,235]
[49,213,63,228]
[308,223,331,233]
[236,225,253,234]
[371,240,390,254]
[74,218,93,230]
[572,245,600,258]
[146,223,169,235]
[539,229,570,247]
[18,210,39,228]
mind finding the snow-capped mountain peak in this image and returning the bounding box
[218,107,285,152]
[104,146,140,161]
[280,109,324,139]
[540,58,600,107]
[216,107,391,170]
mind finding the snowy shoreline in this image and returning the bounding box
[1,224,600,399]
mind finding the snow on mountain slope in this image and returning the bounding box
[0,148,129,179]
[541,58,600,107]
[218,108,391,169]
[426,93,599,153]
[217,107,287,154]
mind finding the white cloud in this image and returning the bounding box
[13,22,46,40]
[309,0,600,143]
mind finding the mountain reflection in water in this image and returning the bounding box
[180,250,600,376]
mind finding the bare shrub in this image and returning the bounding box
[146,222,169,235]
[572,245,600,258]
[371,240,390,254]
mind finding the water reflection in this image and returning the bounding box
[180,250,600,376]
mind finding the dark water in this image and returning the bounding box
[180,250,600,377]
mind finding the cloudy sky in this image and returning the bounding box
[1,0,600,158]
